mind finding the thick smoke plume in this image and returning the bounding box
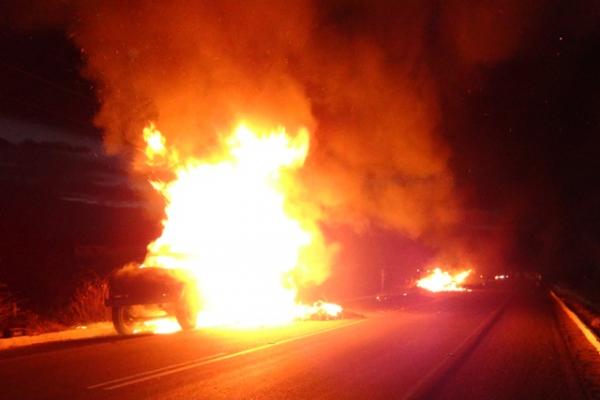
[60,0,456,238]
[6,0,564,283]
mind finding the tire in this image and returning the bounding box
[112,306,136,335]
[175,287,198,330]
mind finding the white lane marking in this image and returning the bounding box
[551,291,600,355]
[87,352,227,389]
[91,320,365,391]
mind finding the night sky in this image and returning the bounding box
[435,5,600,284]
[0,1,599,311]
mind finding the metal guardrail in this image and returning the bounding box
[550,290,600,355]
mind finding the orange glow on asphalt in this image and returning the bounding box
[134,318,181,335]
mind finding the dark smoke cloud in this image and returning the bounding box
[42,0,458,243]
[74,1,315,155]
[6,0,600,282]
[441,0,542,66]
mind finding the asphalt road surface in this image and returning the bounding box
[0,285,592,399]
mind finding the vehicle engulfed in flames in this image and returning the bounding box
[106,266,199,335]
[104,122,343,335]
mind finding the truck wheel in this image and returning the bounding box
[175,288,198,330]
[112,306,135,335]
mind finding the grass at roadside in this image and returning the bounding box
[1,274,110,340]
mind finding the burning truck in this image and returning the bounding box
[106,267,199,335]
[105,122,342,335]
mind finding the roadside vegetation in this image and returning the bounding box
[58,273,110,326]
[0,283,15,327]
[0,273,110,338]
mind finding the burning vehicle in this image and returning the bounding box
[106,266,199,335]
[416,268,473,293]
[104,122,343,334]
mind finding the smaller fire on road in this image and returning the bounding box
[416,268,472,292]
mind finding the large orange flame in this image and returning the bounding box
[416,268,472,292]
[139,122,340,328]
